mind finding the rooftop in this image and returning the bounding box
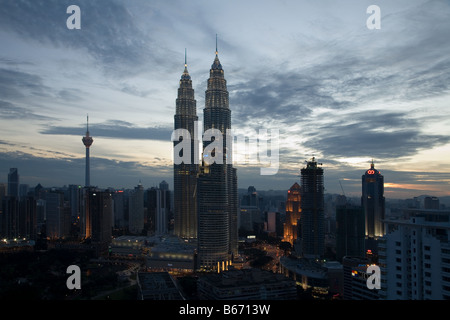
[137,272,184,300]
[199,268,293,288]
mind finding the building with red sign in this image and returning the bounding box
[362,161,385,239]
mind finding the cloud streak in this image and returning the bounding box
[0,0,178,78]
[40,120,173,141]
[0,67,50,100]
[302,111,450,159]
[0,100,56,121]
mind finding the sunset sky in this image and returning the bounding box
[0,0,449,198]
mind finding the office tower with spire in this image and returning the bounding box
[362,161,385,239]
[174,49,199,239]
[300,157,325,259]
[197,36,238,271]
[82,115,93,187]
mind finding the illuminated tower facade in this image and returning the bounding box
[283,182,301,245]
[86,190,113,251]
[173,50,199,239]
[82,116,93,187]
[361,161,385,238]
[198,37,238,271]
[300,157,325,259]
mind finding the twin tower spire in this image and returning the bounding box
[182,34,221,79]
[173,36,238,271]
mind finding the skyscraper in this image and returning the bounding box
[113,190,125,229]
[0,184,5,216]
[19,195,37,240]
[159,180,169,191]
[129,182,144,235]
[283,182,301,245]
[241,186,263,210]
[148,185,171,236]
[155,187,170,235]
[1,169,20,239]
[197,37,238,271]
[335,202,365,262]
[424,196,440,210]
[361,161,385,239]
[88,190,113,247]
[379,209,450,299]
[7,168,19,198]
[173,50,199,239]
[1,196,18,239]
[81,189,112,252]
[46,190,69,239]
[82,115,93,187]
[300,157,325,259]
[68,184,82,221]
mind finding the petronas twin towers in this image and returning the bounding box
[173,50,198,240]
[173,40,238,271]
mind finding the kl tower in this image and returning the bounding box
[82,115,93,187]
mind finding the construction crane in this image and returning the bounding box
[339,180,346,197]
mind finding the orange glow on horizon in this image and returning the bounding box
[385,182,450,196]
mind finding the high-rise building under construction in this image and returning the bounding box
[300,157,325,259]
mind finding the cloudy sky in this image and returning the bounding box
[0,0,449,199]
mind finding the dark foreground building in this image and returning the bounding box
[197,268,297,300]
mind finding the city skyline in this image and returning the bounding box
[1,1,450,199]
